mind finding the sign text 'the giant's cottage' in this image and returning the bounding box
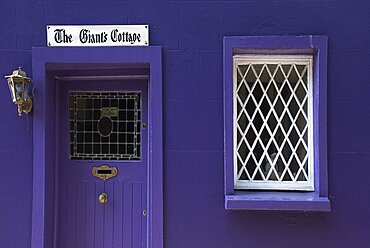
[47,25,149,47]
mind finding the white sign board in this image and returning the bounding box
[47,25,149,47]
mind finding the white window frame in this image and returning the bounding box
[233,55,314,191]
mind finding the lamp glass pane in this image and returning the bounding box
[23,81,29,100]
[7,80,16,102]
[14,81,23,101]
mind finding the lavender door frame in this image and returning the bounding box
[32,47,163,248]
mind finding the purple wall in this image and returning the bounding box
[0,0,369,247]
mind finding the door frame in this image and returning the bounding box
[31,47,163,248]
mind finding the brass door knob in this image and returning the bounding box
[99,192,108,204]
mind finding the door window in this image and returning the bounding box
[69,92,141,160]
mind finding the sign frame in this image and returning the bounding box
[47,25,149,47]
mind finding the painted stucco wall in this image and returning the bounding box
[0,0,369,247]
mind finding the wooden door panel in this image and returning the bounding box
[57,80,148,248]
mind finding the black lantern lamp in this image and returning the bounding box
[5,67,33,116]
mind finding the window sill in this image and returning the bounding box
[225,192,330,212]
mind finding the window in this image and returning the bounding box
[69,92,141,160]
[224,36,330,211]
[234,55,313,191]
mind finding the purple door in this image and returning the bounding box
[57,79,148,248]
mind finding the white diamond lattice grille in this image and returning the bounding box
[233,55,314,191]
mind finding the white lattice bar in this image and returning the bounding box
[233,55,314,191]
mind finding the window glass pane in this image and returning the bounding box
[234,56,313,190]
[69,92,141,160]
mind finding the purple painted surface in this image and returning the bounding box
[56,80,148,248]
[223,36,329,211]
[225,192,330,212]
[31,47,162,248]
[0,1,369,247]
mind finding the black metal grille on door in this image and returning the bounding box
[69,92,141,160]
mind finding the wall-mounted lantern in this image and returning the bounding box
[5,67,33,116]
